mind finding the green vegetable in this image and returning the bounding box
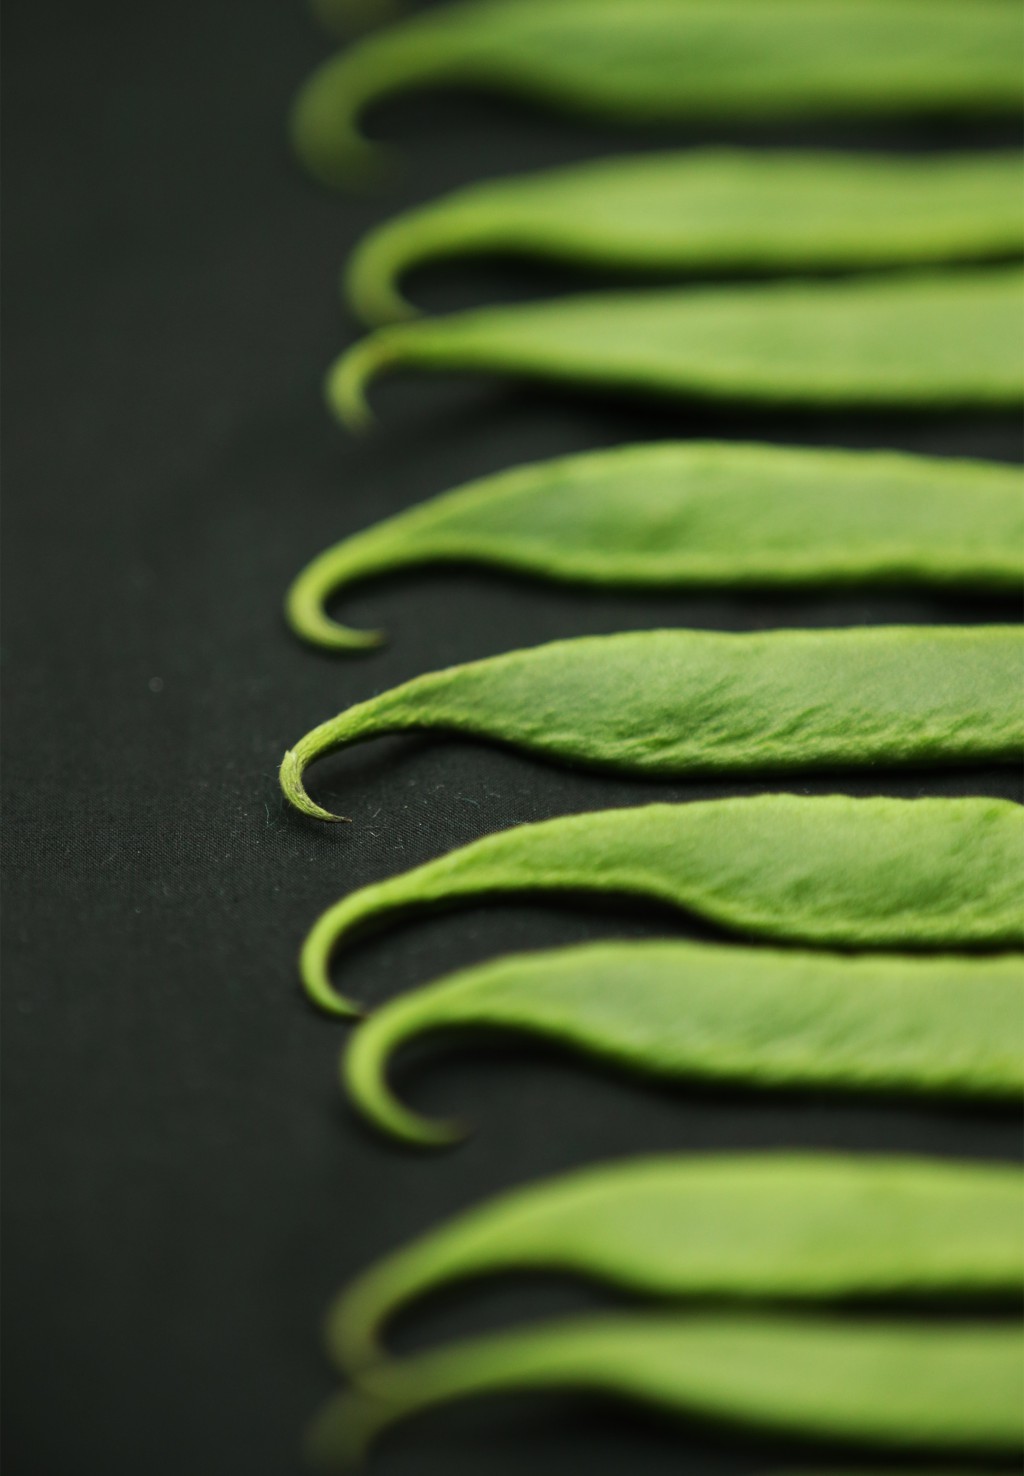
[280,626,1024,821]
[346,149,1024,323]
[330,267,1024,427]
[286,442,1024,651]
[299,796,1024,1017]
[327,1154,1024,1367]
[344,942,1024,1145]
[290,0,1024,186]
[307,1313,1024,1467]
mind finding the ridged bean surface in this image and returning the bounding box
[280,627,1024,820]
[299,796,1024,1016]
[286,442,1024,651]
[330,268,1024,426]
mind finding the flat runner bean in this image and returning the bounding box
[291,0,1024,185]
[307,1314,1024,1466]
[285,442,1024,651]
[342,942,1024,1145]
[280,627,1024,821]
[327,1154,1024,1367]
[346,150,1024,323]
[329,268,1024,427]
[298,796,1024,1016]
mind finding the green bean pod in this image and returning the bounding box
[291,0,1024,186]
[281,627,1024,820]
[286,442,1024,652]
[327,1154,1024,1368]
[343,942,1024,1145]
[346,150,1024,324]
[330,268,1024,427]
[308,1314,1024,1467]
[298,796,1024,1016]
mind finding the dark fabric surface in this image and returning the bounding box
[2,3,1022,1474]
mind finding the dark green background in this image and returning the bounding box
[3,2,1021,1472]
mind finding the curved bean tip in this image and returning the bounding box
[292,611,388,656]
[328,625,388,655]
[284,564,388,655]
[289,55,398,191]
[301,913,365,1019]
[326,342,381,431]
[373,1108,467,1151]
[345,1024,469,1148]
[343,252,420,329]
[303,974,365,1022]
[280,748,351,824]
[365,1093,468,1151]
[325,1279,390,1376]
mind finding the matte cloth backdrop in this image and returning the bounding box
[2,2,1021,1474]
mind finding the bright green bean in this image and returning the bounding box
[299,796,1024,1016]
[291,0,1024,186]
[346,150,1024,324]
[280,627,1024,821]
[327,1154,1024,1367]
[286,442,1024,652]
[308,1314,1024,1467]
[330,268,1024,427]
[343,942,1024,1145]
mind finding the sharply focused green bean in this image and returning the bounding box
[308,1314,1024,1467]
[291,0,1024,185]
[286,443,1024,651]
[280,627,1024,820]
[346,150,1024,323]
[299,796,1024,1016]
[344,942,1024,1144]
[327,1154,1024,1366]
[330,268,1024,427]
